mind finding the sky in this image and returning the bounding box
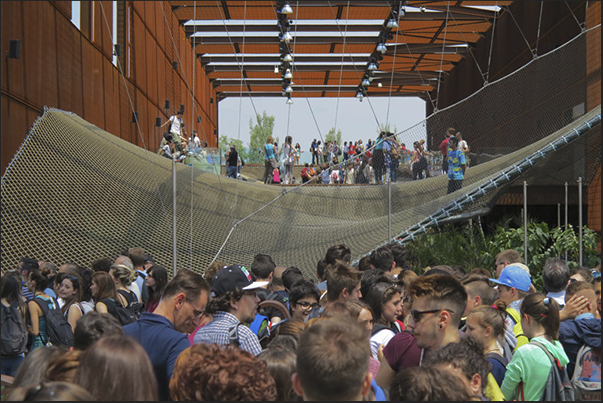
[217,95,427,161]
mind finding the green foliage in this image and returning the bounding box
[325,128,342,145]
[406,215,601,293]
[248,111,276,164]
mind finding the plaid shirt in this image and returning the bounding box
[193,311,262,356]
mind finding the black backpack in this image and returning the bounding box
[1,302,28,356]
[101,298,137,326]
[33,297,74,348]
[118,289,144,320]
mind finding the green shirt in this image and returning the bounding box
[501,337,570,401]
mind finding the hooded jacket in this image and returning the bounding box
[558,314,601,378]
[501,336,570,401]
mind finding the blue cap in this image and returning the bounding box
[490,265,531,292]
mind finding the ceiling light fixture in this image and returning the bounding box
[362,78,370,87]
[284,69,293,79]
[283,53,293,62]
[286,97,293,105]
[356,91,364,102]
[368,62,378,71]
[377,43,387,54]
[285,85,293,93]
[281,2,293,14]
[274,65,280,74]
[386,18,398,29]
[282,32,293,43]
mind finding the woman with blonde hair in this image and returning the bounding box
[109,263,140,307]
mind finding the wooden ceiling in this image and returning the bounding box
[169,1,512,100]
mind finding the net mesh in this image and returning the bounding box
[1,26,600,279]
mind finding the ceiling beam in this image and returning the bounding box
[191,36,382,46]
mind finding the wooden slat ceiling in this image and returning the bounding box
[169,1,512,99]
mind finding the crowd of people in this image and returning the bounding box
[1,242,600,401]
[257,128,470,187]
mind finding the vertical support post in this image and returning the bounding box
[578,177,583,266]
[557,203,561,228]
[565,181,568,262]
[388,180,392,241]
[523,181,528,264]
[173,155,178,277]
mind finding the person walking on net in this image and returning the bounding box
[161,110,185,151]
[446,136,466,194]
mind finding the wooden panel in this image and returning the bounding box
[52,1,72,19]
[0,96,28,176]
[133,11,148,96]
[56,12,81,112]
[146,29,159,103]
[103,59,121,137]
[81,37,96,122]
[1,2,25,99]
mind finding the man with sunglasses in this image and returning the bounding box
[193,264,268,356]
[375,274,466,390]
[123,269,210,401]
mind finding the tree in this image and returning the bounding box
[218,134,245,164]
[248,111,276,164]
[325,127,342,145]
[377,123,398,135]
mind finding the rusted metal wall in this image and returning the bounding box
[1,1,218,176]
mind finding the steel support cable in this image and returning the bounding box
[446,7,487,86]
[503,5,537,57]
[435,2,451,112]
[536,1,544,57]
[333,1,351,135]
[97,2,169,221]
[395,111,601,244]
[189,0,198,272]
[485,2,499,84]
[326,1,382,131]
[160,3,210,146]
[385,5,402,126]
[564,1,585,30]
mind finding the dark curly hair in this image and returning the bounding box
[170,344,277,401]
[424,335,491,395]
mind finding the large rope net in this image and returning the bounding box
[1,26,600,279]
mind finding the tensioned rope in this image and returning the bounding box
[434,2,451,112]
[333,1,351,135]
[446,7,488,86]
[485,2,499,84]
[385,3,402,126]
[536,1,544,56]
[97,2,169,222]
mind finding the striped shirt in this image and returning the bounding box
[193,311,262,356]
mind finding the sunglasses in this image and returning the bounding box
[410,308,454,323]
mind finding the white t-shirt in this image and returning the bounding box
[169,115,182,134]
[126,282,142,302]
[370,328,396,359]
[458,140,468,152]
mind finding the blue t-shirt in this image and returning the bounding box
[123,312,191,401]
[374,138,384,150]
[265,144,276,159]
[447,149,466,180]
[488,356,507,387]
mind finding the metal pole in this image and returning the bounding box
[578,177,583,266]
[388,180,392,240]
[173,155,177,277]
[565,182,568,262]
[557,203,561,228]
[523,181,528,264]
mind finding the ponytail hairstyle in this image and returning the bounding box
[467,300,508,340]
[110,264,137,287]
[29,269,50,292]
[520,293,560,340]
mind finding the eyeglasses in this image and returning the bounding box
[410,308,454,323]
[186,301,205,318]
[295,301,320,309]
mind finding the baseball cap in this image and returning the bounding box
[211,264,268,297]
[490,265,531,292]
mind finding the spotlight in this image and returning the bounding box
[362,78,370,87]
[285,85,293,93]
[274,65,280,74]
[400,7,406,17]
[420,5,426,12]
[283,53,293,62]
[281,2,293,14]
[286,97,293,105]
[356,91,364,102]
[386,18,398,29]
[284,69,293,79]
[376,43,387,54]
[378,82,383,88]
[281,32,293,43]
[368,62,378,71]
